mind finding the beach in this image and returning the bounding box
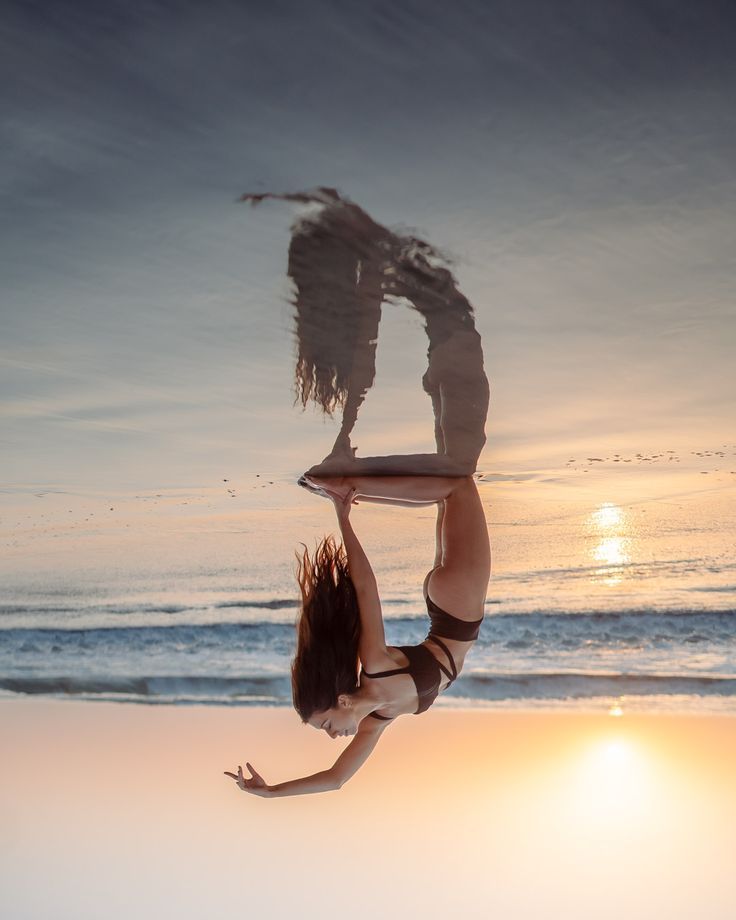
[4,3,736,917]
[2,698,735,919]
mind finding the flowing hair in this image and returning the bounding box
[291,536,362,721]
[288,220,367,415]
[240,187,463,415]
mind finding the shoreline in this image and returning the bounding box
[3,691,736,717]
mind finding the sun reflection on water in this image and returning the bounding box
[593,536,628,566]
[592,502,623,528]
[588,502,630,585]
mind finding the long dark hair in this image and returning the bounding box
[240,188,466,414]
[288,218,371,415]
[291,536,361,721]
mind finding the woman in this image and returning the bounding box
[224,471,491,796]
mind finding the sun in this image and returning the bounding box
[562,731,659,828]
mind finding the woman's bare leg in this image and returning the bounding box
[349,495,436,508]
[426,477,490,618]
[307,473,467,504]
[433,500,446,566]
[305,453,470,478]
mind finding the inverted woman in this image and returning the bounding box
[225,471,491,796]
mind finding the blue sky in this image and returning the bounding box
[2,0,735,491]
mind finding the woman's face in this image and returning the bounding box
[308,696,359,739]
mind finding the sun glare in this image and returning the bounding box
[566,733,656,824]
[587,503,631,585]
[592,502,623,528]
[593,536,628,566]
[599,738,630,765]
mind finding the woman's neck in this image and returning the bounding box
[353,682,391,718]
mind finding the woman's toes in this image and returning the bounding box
[308,475,351,501]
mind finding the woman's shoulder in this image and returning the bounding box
[359,711,397,729]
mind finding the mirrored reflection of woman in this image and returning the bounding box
[226,472,490,797]
[242,188,489,477]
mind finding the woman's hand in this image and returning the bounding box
[330,487,358,523]
[224,763,272,797]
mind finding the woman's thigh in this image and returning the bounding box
[427,478,490,616]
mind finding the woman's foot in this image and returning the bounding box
[297,475,326,498]
[305,441,358,478]
[297,474,352,503]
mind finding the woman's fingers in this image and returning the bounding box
[246,762,265,784]
[224,766,269,796]
[224,766,260,793]
[339,488,358,507]
[224,769,247,791]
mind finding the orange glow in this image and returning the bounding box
[2,701,736,918]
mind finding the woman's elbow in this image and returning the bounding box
[327,769,348,791]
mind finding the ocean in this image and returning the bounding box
[3,466,734,713]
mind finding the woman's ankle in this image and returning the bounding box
[445,475,474,497]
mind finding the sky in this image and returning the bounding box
[2,0,735,496]
[3,701,736,919]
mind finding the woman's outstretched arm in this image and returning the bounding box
[331,490,391,670]
[224,718,390,798]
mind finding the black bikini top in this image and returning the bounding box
[361,635,458,718]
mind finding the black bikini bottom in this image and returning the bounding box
[426,593,483,642]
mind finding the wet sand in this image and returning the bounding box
[2,698,735,919]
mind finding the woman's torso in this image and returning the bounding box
[359,636,476,721]
[359,567,484,721]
